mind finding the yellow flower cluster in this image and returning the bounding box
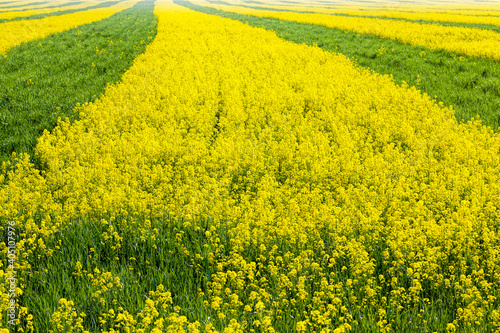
[49,295,201,333]
[0,0,110,21]
[87,268,123,304]
[98,286,199,333]
[198,1,500,60]
[49,298,89,333]
[1,0,500,331]
[0,0,138,55]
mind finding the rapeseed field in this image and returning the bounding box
[0,0,499,332]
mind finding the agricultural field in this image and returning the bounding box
[1,0,500,332]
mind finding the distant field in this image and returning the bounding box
[1,0,500,332]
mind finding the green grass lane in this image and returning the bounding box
[205,0,290,11]
[0,0,157,163]
[243,0,265,4]
[177,0,500,132]
[324,14,500,34]
[0,1,123,23]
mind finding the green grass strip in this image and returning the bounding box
[205,0,230,5]
[243,0,265,4]
[0,0,157,163]
[0,1,123,23]
[177,0,500,132]
[326,13,500,34]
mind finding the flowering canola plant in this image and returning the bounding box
[1,1,500,331]
[198,2,500,61]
